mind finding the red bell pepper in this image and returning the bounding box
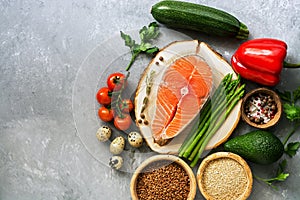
[231,38,300,86]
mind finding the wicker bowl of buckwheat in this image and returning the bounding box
[130,154,197,200]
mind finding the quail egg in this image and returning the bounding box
[128,132,143,148]
[110,136,125,154]
[96,125,112,142]
[109,156,123,170]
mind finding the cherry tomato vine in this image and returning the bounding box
[96,22,160,131]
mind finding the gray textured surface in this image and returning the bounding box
[0,0,299,199]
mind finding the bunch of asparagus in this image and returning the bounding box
[179,73,245,167]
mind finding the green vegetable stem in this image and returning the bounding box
[111,22,160,119]
[253,160,289,190]
[276,86,300,157]
[110,72,131,118]
[178,73,231,156]
[254,86,300,189]
[179,73,245,167]
[120,22,160,71]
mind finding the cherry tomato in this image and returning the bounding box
[119,99,134,113]
[98,106,114,122]
[96,87,112,105]
[114,114,132,130]
[107,72,127,91]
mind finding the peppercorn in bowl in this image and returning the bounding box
[130,154,197,200]
[241,88,282,129]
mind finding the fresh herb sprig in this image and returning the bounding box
[111,23,160,119]
[277,86,300,121]
[254,87,300,189]
[121,22,160,71]
[254,160,289,190]
[285,142,300,157]
[276,86,300,157]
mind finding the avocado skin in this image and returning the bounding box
[224,130,284,165]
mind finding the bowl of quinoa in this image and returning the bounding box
[197,152,253,200]
[130,154,197,200]
[241,88,282,129]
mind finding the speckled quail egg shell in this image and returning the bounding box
[128,132,143,148]
[110,136,125,155]
[109,156,123,170]
[96,125,112,142]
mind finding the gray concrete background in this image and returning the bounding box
[1,0,299,199]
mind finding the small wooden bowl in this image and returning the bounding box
[241,88,282,129]
[197,152,253,200]
[130,155,197,200]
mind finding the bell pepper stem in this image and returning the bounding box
[283,61,300,68]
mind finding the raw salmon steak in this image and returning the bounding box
[135,40,239,153]
[151,55,212,144]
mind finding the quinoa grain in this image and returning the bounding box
[201,157,250,200]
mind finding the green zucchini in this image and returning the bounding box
[151,0,249,39]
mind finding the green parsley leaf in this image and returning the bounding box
[275,172,290,182]
[121,22,160,71]
[285,142,300,157]
[278,87,300,150]
[120,31,136,49]
[277,159,287,174]
[277,86,300,104]
[132,45,142,54]
[276,89,292,103]
[283,103,300,121]
[145,47,159,54]
[139,42,153,51]
[254,160,289,190]
[292,86,300,103]
[139,22,159,42]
